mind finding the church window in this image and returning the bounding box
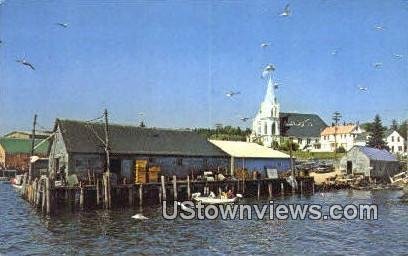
[271,123,276,135]
[264,123,268,135]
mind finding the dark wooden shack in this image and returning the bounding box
[48,119,229,184]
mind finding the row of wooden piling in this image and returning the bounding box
[23,175,315,215]
[24,177,52,215]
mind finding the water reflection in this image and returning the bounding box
[0,184,407,255]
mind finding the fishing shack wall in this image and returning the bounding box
[48,127,70,179]
[339,147,370,176]
[66,153,229,183]
[233,158,291,176]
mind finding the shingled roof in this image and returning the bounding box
[279,112,327,138]
[55,119,228,157]
[356,146,398,162]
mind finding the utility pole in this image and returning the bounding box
[103,109,111,208]
[332,111,342,159]
[29,114,37,183]
[289,136,295,193]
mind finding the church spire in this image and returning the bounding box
[263,74,276,104]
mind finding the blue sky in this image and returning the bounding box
[0,0,407,134]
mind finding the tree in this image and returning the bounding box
[336,146,346,153]
[398,120,407,140]
[391,119,398,130]
[367,114,388,149]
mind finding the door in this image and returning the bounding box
[347,161,352,175]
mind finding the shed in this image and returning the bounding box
[0,137,49,171]
[209,140,291,177]
[48,119,229,183]
[339,146,400,181]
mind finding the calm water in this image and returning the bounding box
[0,183,407,256]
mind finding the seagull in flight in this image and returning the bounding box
[260,42,270,48]
[225,91,241,98]
[16,58,35,70]
[262,64,276,78]
[357,85,368,92]
[331,49,338,56]
[279,4,291,17]
[374,25,385,31]
[240,117,250,122]
[56,23,69,28]
[393,53,403,59]
[372,62,383,69]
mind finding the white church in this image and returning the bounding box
[250,67,327,150]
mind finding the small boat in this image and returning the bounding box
[10,174,25,191]
[192,192,242,205]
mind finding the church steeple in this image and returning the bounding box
[263,75,276,105]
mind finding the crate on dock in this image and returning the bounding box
[149,166,160,183]
[135,160,148,184]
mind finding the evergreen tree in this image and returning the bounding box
[367,114,387,149]
[391,119,398,130]
[398,120,407,140]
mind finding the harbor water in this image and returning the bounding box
[0,183,407,255]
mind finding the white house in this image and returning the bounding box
[386,130,406,155]
[320,124,364,152]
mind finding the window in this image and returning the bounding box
[397,137,400,142]
[391,146,394,152]
[307,138,311,144]
[176,158,183,166]
[271,123,276,135]
[298,138,302,144]
[391,136,394,142]
[398,146,402,151]
[264,123,268,135]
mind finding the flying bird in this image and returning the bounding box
[56,23,69,28]
[331,49,338,56]
[357,85,368,92]
[372,62,383,69]
[225,91,241,98]
[393,53,403,59]
[374,25,385,31]
[16,59,35,70]
[260,42,269,48]
[240,117,250,122]
[262,64,275,78]
[279,4,291,17]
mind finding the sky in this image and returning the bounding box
[0,0,407,134]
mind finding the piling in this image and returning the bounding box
[96,178,100,207]
[172,175,177,201]
[139,184,143,207]
[281,182,284,196]
[300,181,303,195]
[187,176,191,200]
[41,181,46,213]
[257,180,260,200]
[128,186,134,207]
[161,176,166,201]
[80,185,84,210]
[46,178,51,215]
[268,183,272,199]
[312,182,315,194]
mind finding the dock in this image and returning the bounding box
[21,176,315,215]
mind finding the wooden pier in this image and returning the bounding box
[21,176,315,215]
